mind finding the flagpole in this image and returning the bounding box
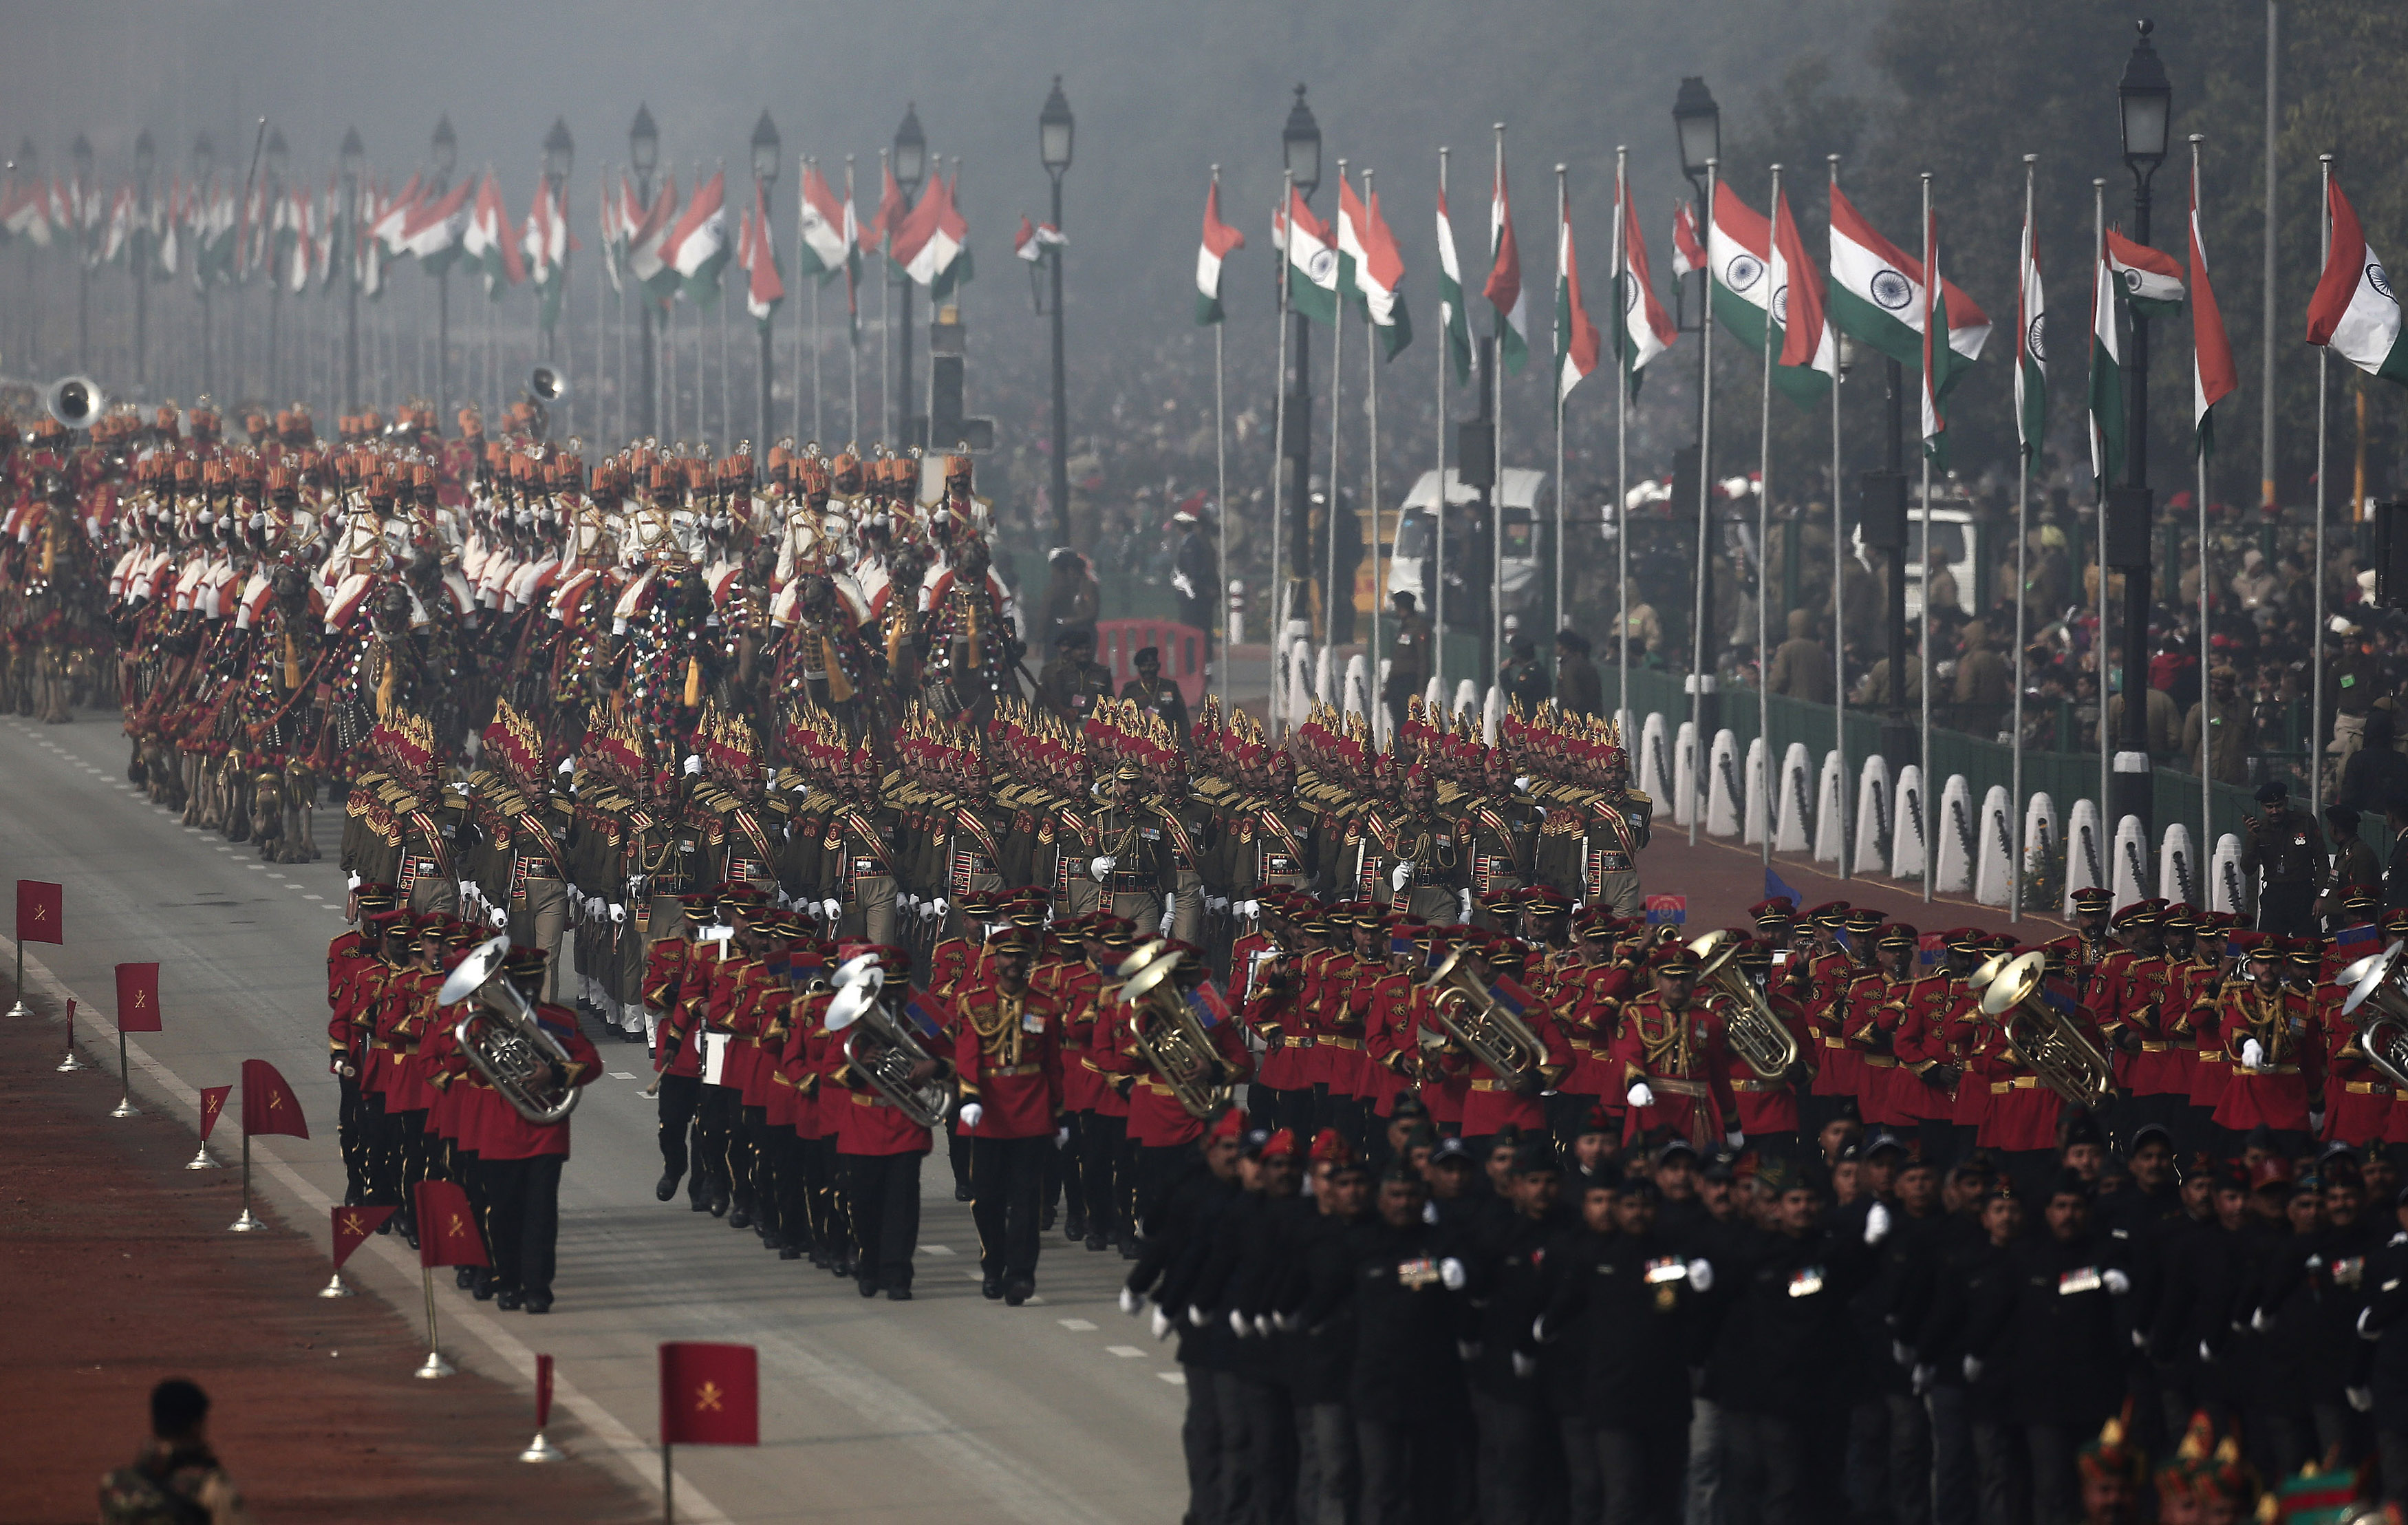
[1364,165,1384,729]
[2193,134,2211,904]
[1437,147,1451,716]
[802,156,815,444]
[111,1023,137,1117]
[1491,125,1507,696]
[1918,171,1933,906]
[879,149,892,447]
[1829,153,1849,882]
[1554,162,1568,649]
[2312,153,2331,833]
[1270,168,1293,735]
[1613,147,1629,736]
[2012,153,2036,923]
[1210,164,1232,719]
[229,1131,260,1232]
[1329,158,1347,668]
[1688,156,1717,849]
[2094,177,2110,876]
[1759,163,1780,873]
[846,157,860,445]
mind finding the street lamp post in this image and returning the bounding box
[341,127,363,412]
[1040,77,1074,547]
[1672,78,1721,737]
[2109,19,2172,835]
[431,114,456,409]
[133,129,154,390]
[892,105,926,448]
[751,110,780,465]
[541,118,573,367]
[72,134,92,372]
[264,129,286,398]
[630,105,658,438]
[193,133,215,398]
[1282,85,1322,646]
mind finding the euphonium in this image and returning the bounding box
[824,952,955,1130]
[436,935,581,1125]
[2337,941,2408,1091]
[1117,942,1232,1119]
[1686,929,1800,1080]
[1979,950,2114,1109]
[1417,946,1544,1089]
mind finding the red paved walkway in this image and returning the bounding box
[1638,831,2075,941]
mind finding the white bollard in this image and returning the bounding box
[1674,721,1700,828]
[2110,815,2151,912]
[1287,639,1314,731]
[1973,785,2014,906]
[1776,743,1814,853]
[1708,730,1743,838]
[2022,793,2060,903]
[2158,824,2197,908]
[1314,643,1336,705]
[1741,736,1768,845]
[1639,712,1673,813]
[1342,653,1370,720]
[1854,754,1894,876]
[1814,749,1848,865]
[2210,833,2248,917]
[1453,679,1481,722]
[1482,685,1503,747]
[1933,774,1975,895]
[1891,764,1928,882]
[1424,675,1445,712]
[2062,799,2107,915]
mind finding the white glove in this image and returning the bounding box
[1254,1314,1273,1338]
[1229,1309,1252,1338]
[957,1102,985,1130]
[2360,1306,2380,1339]
[919,901,939,921]
[1511,1352,1538,1380]
[1090,855,1117,881]
[1913,1363,1936,1396]
[2101,1268,2130,1297]
[1686,1259,1714,1294]
[557,758,576,776]
[2241,1038,2265,1069]
[1151,1308,1176,1341]
[1726,1130,1745,1148]
[1892,1339,1913,1367]
[1189,1305,1210,1327]
[2250,1307,2272,1334]
[1456,1341,1482,1363]
[1962,1355,1983,1382]
[1440,1257,1467,1291]
[1240,899,1260,917]
[347,871,362,890]
[2310,1109,2326,1134]
[2199,1339,2215,1363]
[1626,1083,1657,1109]
[682,754,703,776]
[2350,1385,2376,1413]
[1119,1287,1143,1317]
[932,897,950,919]
[610,903,627,925]
[489,906,508,928]
[1391,862,1412,892]
[1055,1126,1072,1147]
[1865,1202,1893,1246]
[1457,888,1472,921]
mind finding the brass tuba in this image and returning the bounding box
[824,952,954,1130]
[2337,941,2408,1091]
[1687,930,1800,1081]
[1117,942,1233,1119]
[1417,946,1545,1089]
[1979,950,2114,1109]
[437,935,582,1124]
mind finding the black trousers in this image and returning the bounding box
[1598,1414,1689,1525]
[2259,880,2316,936]
[803,1135,841,1257]
[1136,1140,1201,1238]
[694,1083,739,1201]
[947,1122,974,1195]
[1057,1111,1092,1229]
[1182,1365,1235,1525]
[478,1154,564,1297]
[656,1072,701,1194]
[736,1103,771,1217]
[1080,1112,1130,1240]
[1229,1375,1298,1525]
[1723,1409,1840,1525]
[970,1134,1049,1286]
[336,1071,368,1204]
[843,1150,922,1291]
[1357,1414,1465,1525]
[766,1125,805,1248]
[1471,1390,1561,1525]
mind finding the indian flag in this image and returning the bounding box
[797,162,852,285]
[2088,226,2124,484]
[737,178,784,334]
[630,172,679,301]
[1195,173,1243,326]
[524,179,571,330]
[1827,184,1990,372]
[1436,182,1471,383]
[2191,166,2237,453]
[2307,176,2408,388]
[1920,208,1950,467]
[401,175,473,273]
[1612,170,1677,385]
[664,169,730,303]
[2015,204,2046,462]
[1485,156,1528,373]
[1353,182,1412,359]
[1279,185,1337,326]
[2106,228,2184,319]
[461,172,525,299]
[1773,185,1836,386]
[1709,181,1827,405]
[1556,186,1599,403]
[1670,201,1703,279]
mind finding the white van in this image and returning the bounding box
[1384,467,1551,607]
[1849,493,1981,619]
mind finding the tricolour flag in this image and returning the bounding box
[2306,176,2408,389]
[1195,174,1244,326]
[868,161,906,266]
[1612,173,1677,386]
[1772,186,1836,387]
[462,172,525,299]
[1555,188,1600,403]
[1708,182,1828,405]
[1670,202,1704,279]
[400,174,472,270]
[1920,208,1950,467]
[2089,224,2125,484]
[1827,184,1990,372]
[1337,175,1411,359]
[3,177,51,245]
[628,172,679,302]
[1279,186,1338,326]
[2015,203,2047,462]
[737,178,783,335]
[1436,184,1471,383]
[369,171,421,255]
[892,169,966,291]
[2191,164,2237,454]
[797,163,852,286]
[2106,228,2185,319]
[664,169,730,303]
[523,179,572,332]
[1485,157,1528,373]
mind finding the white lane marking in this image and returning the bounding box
[607,1071,638,1080]
[1057,1318,1097,1332]
[918,1243,954,1256]
[1106,1345,1146,1358]
[1158,1372,1187,1385]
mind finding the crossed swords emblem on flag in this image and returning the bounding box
[341,1211,365,1235]
[695,1382,724,1413]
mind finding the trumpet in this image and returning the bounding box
[1117,941,1232,1119]
[824,952,954,1130]
[1687,929,1800,1080]
[2337,940,2408,1091]
[1417,946,1545,1089]
[1979,950,2114,1109]
[436,935,581,1124]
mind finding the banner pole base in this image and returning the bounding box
[414,1349,458,1380]
[518,1432,561,1464]
[416,1268,453,1378]
[184,1144,219,1171]
[228,1140,258,1228]
[5,997,28,1019]
[229,1208,262,1233]
[316,1272,354,1299]
[110,1030,136,1116]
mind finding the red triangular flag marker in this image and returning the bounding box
[332,1204,395,1269]
[239,1059,310,1140]
[413,1179,488,1269]
[197,1085,231,1141]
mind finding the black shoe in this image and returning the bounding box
[1086,1233,1108,1252]
[762,1232,784,1252]
[953,1184,973,1203]
[689,1192,711,1213]
[375,1215,392,1235]
[496,1289,524,1311]
[981,1277,1004,1301]
[833,1259,856,1280]
[709,1191,730,1219]
[656,1172,680,1202]
[1119,1239,1141,1261]
[857,1277,879,1299]
[729,1204,753,1230]
[471,1269,493,1301]
[780,1245,803,1261]
[1041,1206,1057,1233]
[524,1293,552,1314]
[1004,1280,1033,1308]
[455,1266,476,1290]
[886,1287,914,1302]
[1065,1215,1087,1241]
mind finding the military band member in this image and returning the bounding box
[830,947,949,1300]
[815,744,901,946]
[470,946,600,1312]
[1089,763,1179,939]
[954,927,1065,1305]
[327,884,399,1208]
[643,893,713,1208]
[2210,938,2321,1151]
[1611,941,1741,1149]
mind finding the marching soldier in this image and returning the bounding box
[1088,764,1179,939]
[2241,780,2326,937]
[472,946,600,1313]
[1611,940,1741,1149]
[953,927,1065,1305]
